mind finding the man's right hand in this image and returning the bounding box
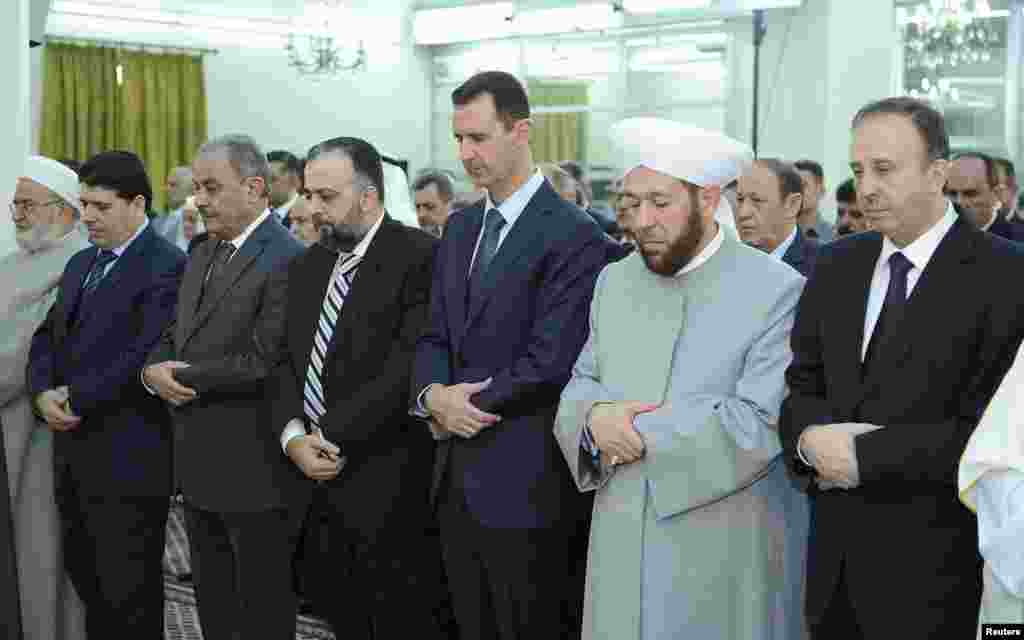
[589,401,658,466]
[34,389,81,432]
[425,378,501,439]
[143,361,198,407]
[286,435,344,481]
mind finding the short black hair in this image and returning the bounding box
[267,150,302,176]
[79,150,153,209]
[452,71,530,129]
[793,159,824,182]
[953,151,998,189]
[836,178,857,204]
[755,158,804,202]
[307,137,385,204]
[852,96,950,163]
[412,170,454,202]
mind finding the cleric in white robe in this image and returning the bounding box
[960,340,1024,634]
[554,118,809,640]
[1,156,87,640]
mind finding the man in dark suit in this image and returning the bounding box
[269,136,444,639]
[735,157,819,277]
[779,97,1024,640]
[143,134,306,639]
[947,151,1024,243]
[27,151,186,637]
[268,150,302,229]
[411,70,626,639]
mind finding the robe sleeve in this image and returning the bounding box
[632,275,802,519]
[971,470,1024,599]
[0,292,58,407]
[554,268,622,492]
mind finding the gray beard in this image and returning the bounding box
[16,222,69,253]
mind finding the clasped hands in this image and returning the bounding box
[34,385,80,432]
[286,434,344,482]
[143,361,198,407]
[424,378,501,440]
[799,422,883,491]
[588,401,659,468]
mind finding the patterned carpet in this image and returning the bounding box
[162,503,335,640]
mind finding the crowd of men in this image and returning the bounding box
[3,69,1024,640]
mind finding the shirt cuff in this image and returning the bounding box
[796,430,813,468]
[280,418,306,455]
[140,368,157,396]
[975,469,1024,598]
[410,384,436,419]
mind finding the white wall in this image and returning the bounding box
[0,0,32,258]
[205,2,433,172]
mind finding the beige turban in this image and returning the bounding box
[22,155,80,212]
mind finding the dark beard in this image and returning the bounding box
[639,191,706,276]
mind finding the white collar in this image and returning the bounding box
[351,210,386,259]
[675,223,725,278]
[878,201,957,273]
[275,193,299,218]
[980,205,999,232]
[770,226,799,260]
[483,169,545,228]
[227,208,272,251]
[108,218,149,256]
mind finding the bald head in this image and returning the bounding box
[947,154,998,229]
[166,165,194,211]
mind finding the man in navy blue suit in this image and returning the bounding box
[27,151,186,637]
[411,70,626,639]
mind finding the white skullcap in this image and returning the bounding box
[22,155,80,212]
[610,117,753,188]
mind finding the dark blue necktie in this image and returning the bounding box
[467,208,506,310]
[81,249,118,299]
[863,251,913,377]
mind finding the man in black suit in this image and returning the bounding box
[269,136,444,639]
[143,134,306,639]
[411,70,626,639]
[268,150,303,228]
[779,97,1024,640]
[27,151,186,636]
[735,157,819,277]
[947,151,1024,243]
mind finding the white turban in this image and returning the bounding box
[382,161,418,229]
[22,155,80,212]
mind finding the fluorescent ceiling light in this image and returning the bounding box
[624,0,711,13]
[629,60,725,79]
[717,0,804,10]
[512,3,622,36]
[413,3,514,45]
[632,44,707,65]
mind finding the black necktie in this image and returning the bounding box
[81,250,118,299]
[863,251,913,378]
[467,208,506,309]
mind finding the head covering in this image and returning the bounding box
[609,117,753,188]
[22,155,81,212]
[382,161,418,229]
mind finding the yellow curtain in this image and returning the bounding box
[40,43,208,212]
[527,80,589,164]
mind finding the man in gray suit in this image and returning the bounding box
[143,135,306,639]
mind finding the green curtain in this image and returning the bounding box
[40,43,208,212]
[527,80,589,164]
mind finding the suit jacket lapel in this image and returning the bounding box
[450,203,484,353]
[856,219,977,404]
[176,240,216,349]
[292,245,337,389]
[185,218,272,346]
[783,231,804,270]
[832,233,883,416]
[464,188,553,331]
[73,225,153,331]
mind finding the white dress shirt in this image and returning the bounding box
[279,210,386,452]
[770,227,798,262]
[860,202,956,361]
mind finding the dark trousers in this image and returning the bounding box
[439,484,586,640]
[185,504,304,640]
[57,480,167,639]
[811,560,864,640]
[316,507,448,640]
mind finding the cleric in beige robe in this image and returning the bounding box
[1,156,87,640]
[960,340,1024,636]
[555,119,809,640]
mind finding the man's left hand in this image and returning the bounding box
[801,422,883,489]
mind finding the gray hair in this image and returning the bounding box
[198,134,271,198]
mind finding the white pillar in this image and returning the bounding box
[0,0,31,258]
[725,0,897,222]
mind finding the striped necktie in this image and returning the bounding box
[303,253,361,431]
[81,249,118,299]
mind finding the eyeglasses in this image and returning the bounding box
[9,199,63,216]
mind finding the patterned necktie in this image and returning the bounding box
[303,253,361,431]
[199,241,237,307]
[863,251,914,377]
[81,249,118,299]
[467,208,506,309]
